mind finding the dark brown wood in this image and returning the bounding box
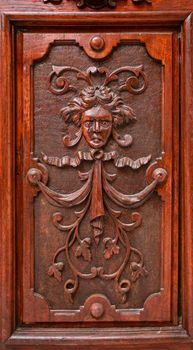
[18,31,177,324]
[0,2,193,350]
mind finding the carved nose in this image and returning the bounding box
[93,120,100,132]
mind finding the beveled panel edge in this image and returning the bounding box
[1,10,191,27]
[0,9,193,345]
[6,325,190,345]
[21,30,175,324]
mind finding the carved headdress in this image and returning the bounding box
[60,85,135,128]
[28,62,168,306]
[49,65,148,147]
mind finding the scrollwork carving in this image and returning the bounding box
[28,60,167,310]
[49,65,148,97]
[27,158,167,303]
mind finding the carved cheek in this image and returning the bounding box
[82,125,93,144]
[103,125,112,141]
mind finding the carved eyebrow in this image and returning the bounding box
[83,118,111,122]
[83,118,95,122]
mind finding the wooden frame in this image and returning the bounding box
[18,30,177,324]
[0,4,193,349]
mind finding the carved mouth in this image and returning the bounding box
[91,137,103,144]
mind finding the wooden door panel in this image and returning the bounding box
[2,3,193,349]
[16,30,179,324]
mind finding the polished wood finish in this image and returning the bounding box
[19,30,177,324]
[0,1,193,350]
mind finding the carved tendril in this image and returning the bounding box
[27,159,167,304]
[103,200,144,303]
[49,65,148,96]
[48,65,147,149]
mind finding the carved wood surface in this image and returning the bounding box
[2,2,193,350]
[1,0,193,11]
[15,31,178,324]
[43,0,152,8]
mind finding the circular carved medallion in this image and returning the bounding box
[90,36,105,52]
[90,302,104,319]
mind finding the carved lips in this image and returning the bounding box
[27,61,167,310]
[82,105,113,149]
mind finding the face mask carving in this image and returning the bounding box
[27,64,169,312]
[60,85,136,149]
[82,105,112,149]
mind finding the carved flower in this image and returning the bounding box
[75,238,92,262]
[48,262,64,282]
[103,238,120,260]
[130,261,148,282]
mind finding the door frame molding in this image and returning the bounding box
[0,9,193,349]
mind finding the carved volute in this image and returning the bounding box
[2,0,193,347]
[24,31,172,322]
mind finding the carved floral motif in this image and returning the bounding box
[27,64,167,306]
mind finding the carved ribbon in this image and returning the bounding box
[29,55,164,309]
[28,167,92,208]
[27,162,166,211]
[103,167,167,208]
[42,150,152,169]
[27,160,167,303]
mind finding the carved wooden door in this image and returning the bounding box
[2,2,193,350]
[18,30,178,324]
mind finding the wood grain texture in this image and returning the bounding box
[17,31,178,324]
[5,326,192,349]
[0,2,192,350]
[181,13,193,339]
[0,12,15,343]
[0,0,192,12]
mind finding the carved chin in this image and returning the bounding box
[89,139,106,149]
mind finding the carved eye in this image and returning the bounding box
[84,121,94,129]
[101,121,110,128]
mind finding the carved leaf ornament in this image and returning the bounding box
[27,63,167,309]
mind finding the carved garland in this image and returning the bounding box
[27,64,167,307]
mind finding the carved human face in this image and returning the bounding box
[82,105,112,149]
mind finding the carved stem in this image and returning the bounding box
[52,194,92,261]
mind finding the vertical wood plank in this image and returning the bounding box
[182,12,193,337]
[0,13,15,342]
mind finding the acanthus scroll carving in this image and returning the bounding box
[49,65,148,96]
[27,62,167,310]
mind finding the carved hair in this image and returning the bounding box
[60,86,135,128]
